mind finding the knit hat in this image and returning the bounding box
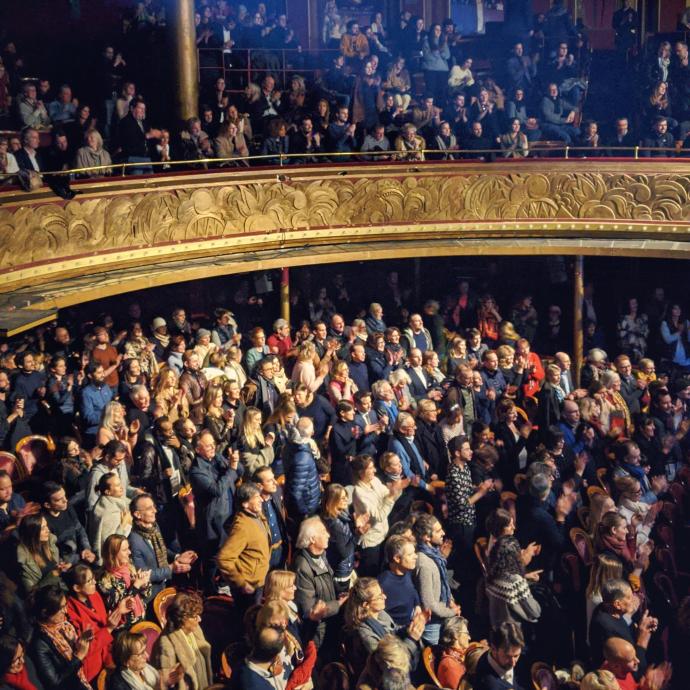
[152,317,166,330]
[196,328,211,340]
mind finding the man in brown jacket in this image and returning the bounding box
[217,482,271,615]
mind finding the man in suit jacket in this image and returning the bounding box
[253,466,288,569]
[118,100,160,172]
[128,493,196,597]
[472,622,526,690]
[615,355,646,415]
[14,127,45,172]
[189,430,241,591]
[405,348,431,401]
[388,412,430,491]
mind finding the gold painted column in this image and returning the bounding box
[280,268,290,324]
[573,256,584,387]
[171,0,199,125]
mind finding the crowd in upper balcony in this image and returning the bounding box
[3,0,690,186]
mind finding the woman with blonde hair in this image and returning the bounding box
[357,634,413,690]
[108,631,182,690]
[580,670,619,690]
[446,336,469,377]
[238,406,274,475]
[97,402,138,453]
[74,129,112,178]
[585,553,624,639]
[588,492,616,538]
[152,368,189,425]
[615,475,658,547]
[328,360,357,406]
[388,368,414,412]
[262,570,303,649]
[291,341,329,393]
[344,577,424,675]
[223,345,247,387]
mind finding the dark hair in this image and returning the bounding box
[237,482,261,507]
[448,434,469,456]
[18,514,53,566]
[97,471,117,494]
[251,626,285,663]
[129,492,153,514]
[486,508,513,539]
[487,536,524,580]
[29,584,65,623]
[336,400,354,416]
[63,562,94,590]
[0,635,21,677]
[103,439,127,459]
[412,513,438,543]
[252,466,273,484]
[351,454,374,479]
[489,621,525,651]
[40,480,64,505]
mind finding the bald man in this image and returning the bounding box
[601,638,640,690]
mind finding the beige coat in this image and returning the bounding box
[89,494,131,564]
[152,627,212,690]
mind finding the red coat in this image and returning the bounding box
[65,592,114,681]
[522,351,545,398]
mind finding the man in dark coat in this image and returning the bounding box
[189,430,241,591]
[293,516,347,655]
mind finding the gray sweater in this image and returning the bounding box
[414,551,456,622]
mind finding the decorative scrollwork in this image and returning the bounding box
[1,167,690,279]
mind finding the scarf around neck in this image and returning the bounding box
[418,543,451,605]
[132,521,168,569]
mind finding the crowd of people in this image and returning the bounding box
[4,0,690,186]
[0,261,689,690]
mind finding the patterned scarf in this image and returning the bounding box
[132,521,168,569]
[418,543,452,606]
[39,621,91,689]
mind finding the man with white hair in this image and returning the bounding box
[581,347,609,389]
[267,317,297,362]
[293,516,348,652]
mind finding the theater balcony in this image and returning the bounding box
[1,157,690,336]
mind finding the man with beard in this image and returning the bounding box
[134,416,187,547]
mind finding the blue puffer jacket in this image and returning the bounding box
[284,440,321,518]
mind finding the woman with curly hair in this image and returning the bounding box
[152,592,212,690]
[152,368,189,425]
[485,533,541,628]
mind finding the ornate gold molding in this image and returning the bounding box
[1,160,690,333]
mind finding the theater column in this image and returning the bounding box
[281,268,290,324]
[171,0,199,125]
[573,256,584,386]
